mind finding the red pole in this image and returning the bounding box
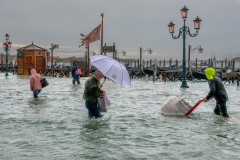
[100,13,104,55]
[87,44,90,76]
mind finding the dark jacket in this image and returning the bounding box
[83,77,101,103]
[206,75,228,102]
[72,64,80,78]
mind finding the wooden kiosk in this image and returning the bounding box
[17,42,49,75]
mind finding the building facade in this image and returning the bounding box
[17,42,49,75]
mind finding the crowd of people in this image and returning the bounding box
[29,66,230,119]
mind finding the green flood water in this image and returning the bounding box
[0,72,240,160]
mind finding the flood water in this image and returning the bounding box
[0,72,240,160]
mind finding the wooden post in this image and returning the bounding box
[176,59,178,70]
[159,60,161,69]
[208,59,211,67]
[140,47,142,71]
[163,59,165,69]
[196,58,198,70]
[225,58,227,73]
[233,60,236,83]
[232,60,235,72]
[143,60,145,69]
[200,60,202,72]
[221,61,223,73]
[137,59,140,70]
[237,74,239,87]
[210,58,213,67]
[113,43,115,59]
[150,59,152,68]
[169,59,172,70]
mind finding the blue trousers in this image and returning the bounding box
[85,101,102,119]
[33,89,41,98]
[214,100,229,118]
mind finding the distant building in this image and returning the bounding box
[17,42,49,75]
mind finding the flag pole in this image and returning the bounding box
[101,13,104,55]
[87,44,90,76]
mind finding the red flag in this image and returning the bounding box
[79,24,101,47]
[80,33,85,37]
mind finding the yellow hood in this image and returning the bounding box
[204,68,215,79]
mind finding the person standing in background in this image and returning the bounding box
[72,62,80,84]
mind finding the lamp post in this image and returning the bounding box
[3,33,12,76]
[140,47,153,72]
[50,44,59,69]
[168,5,202,88]
[115,50,126,60]
[188,45,203,71]
[85,46,96,76]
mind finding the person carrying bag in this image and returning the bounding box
[30,69,48,99]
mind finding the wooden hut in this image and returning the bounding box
[17,42,49,75]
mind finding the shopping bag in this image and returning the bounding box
[40,78,49,88]
[34,75,49,88]
[98,91,111,112]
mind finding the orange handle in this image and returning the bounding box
[185,99,204,116]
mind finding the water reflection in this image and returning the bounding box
[71,84,82,92]
[27,98,47,114]
[82,118,110,131]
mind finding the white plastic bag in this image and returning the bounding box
[98,91,111,112]
[160,96,193,116]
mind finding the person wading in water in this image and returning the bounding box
[83,70,104,119]
[203,68,230,118]
[30,69,42,99]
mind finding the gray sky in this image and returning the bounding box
[1,0,240,60]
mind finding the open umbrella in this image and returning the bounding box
[90,55,131,86]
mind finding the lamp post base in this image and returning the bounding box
[181,80,189,88]
[5,72,9,76]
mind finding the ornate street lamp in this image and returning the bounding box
[3,33,12,76]
[189,45,203,53]
[115,50,126,59]
[140,47,153,72]
[168,5,202,88]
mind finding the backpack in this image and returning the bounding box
[76,69,82,75]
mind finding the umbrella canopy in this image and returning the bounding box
[90,55,131,86]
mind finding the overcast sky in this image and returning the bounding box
[1,0,240,60]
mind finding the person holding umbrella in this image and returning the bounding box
[83,70,104,119]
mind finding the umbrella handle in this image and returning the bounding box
[102,77,107,85]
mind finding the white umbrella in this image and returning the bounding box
[90,55,131,86]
